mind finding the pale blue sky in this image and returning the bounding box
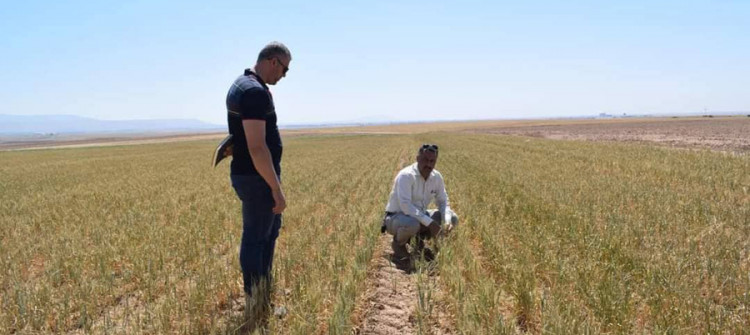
[1,0,748,126]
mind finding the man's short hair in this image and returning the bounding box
[257,41,292,63]
[418,143,439,155]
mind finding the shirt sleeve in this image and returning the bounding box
[395,173,434,226]
[239,88,271,120]
[435,174,452,225]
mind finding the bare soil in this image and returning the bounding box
[0,131,397,150]
[354,236,419,334]
[470,116,750,154]
[353,236,456,335]
[0,133,227,151]
[9,116,747,153]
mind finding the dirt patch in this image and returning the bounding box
[470,117,750,154]
[0,133,227,151]
[352,235,457,335]
[1,131,401,151]
[7,116,749,152]
[354,235,418,334]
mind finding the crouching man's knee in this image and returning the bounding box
[386,214,422,244]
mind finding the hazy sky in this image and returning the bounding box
[2,0,748,126]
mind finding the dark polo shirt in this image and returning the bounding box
[226,69,282,176]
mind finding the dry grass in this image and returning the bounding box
[1,129,747,334]
[435,133,749,334]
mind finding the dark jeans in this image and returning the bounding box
[231,174,282,296]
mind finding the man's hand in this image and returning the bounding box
[427,220,441,237]
[272,188,287,214]
[444,222,454,233]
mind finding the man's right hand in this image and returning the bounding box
[272,188,287,214]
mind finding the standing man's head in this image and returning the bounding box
[254,41,292,85]
[416,144,439,179]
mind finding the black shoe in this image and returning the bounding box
[391,254,413,272]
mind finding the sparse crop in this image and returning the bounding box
[1,131,747,334]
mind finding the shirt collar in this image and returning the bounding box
[243,68,269,89]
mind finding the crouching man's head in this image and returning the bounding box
[417,144,439,179]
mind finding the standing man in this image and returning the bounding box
[383,144,459,269]
[226,41,291,329]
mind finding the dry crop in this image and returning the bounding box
[1,131,747,334]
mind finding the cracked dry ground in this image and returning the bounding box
[354,235,455,335]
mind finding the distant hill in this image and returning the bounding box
[0,114,223,135]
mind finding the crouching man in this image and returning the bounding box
[382,144,458,269]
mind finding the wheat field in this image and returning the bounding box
[1,131,748,334]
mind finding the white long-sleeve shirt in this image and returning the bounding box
[385,163,452,226]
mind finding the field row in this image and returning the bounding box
[1,132,748,334]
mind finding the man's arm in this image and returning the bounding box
[243,119,286,214]
[395,174,433,226]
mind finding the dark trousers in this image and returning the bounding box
[231,174,282,296]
